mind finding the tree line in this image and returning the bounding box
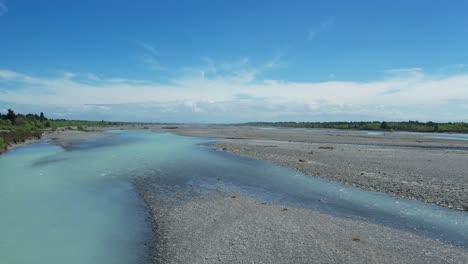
[0,109,49,128]
[245,121,468,133]
[0,109,125,152]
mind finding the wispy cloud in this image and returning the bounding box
[179,56,280,83]
[138,41,167,72]
[439,64,468,74]
[382,67,424,79]
[0,1,7,16]
[383,67,423,75]
[139,41,159,57]
[308,17,334,41]
[1,64,468,122]
[264,53,285,70]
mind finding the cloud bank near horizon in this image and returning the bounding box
[1,66,468,123]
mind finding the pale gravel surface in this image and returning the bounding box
[152,125,468,211]
[41,129,115,148]
[136,184,468,264]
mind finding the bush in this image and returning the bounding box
[380,121,389,129]
[14,117,27,126]
[1,119,12,126]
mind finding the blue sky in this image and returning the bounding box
[1,0,468,122]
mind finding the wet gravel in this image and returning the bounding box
[210,139,468,211]
[153,125,468,211]
[136,181,468,264]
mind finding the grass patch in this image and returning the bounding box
[0,130,42,146]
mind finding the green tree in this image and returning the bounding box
[40,112,45,122]
[6,109,16,125]
[380,121,389,130]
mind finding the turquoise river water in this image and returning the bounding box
[1,130,467,263]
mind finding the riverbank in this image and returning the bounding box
[0,130,42,154]
[41,129,115,148]
[153,125,468,211]
[0,128,116,154]
[135,175,468,264]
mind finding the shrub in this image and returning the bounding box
[380,121,389,129]
[14,117,27,126]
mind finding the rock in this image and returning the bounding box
[318,146,335,150]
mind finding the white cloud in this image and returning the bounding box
[0,2,7,16]
[180,56,272,82]
[138,42,167,72]
[320,18,334,29]
[307,31,317,41]
[308,17,334,41]
[438,64,468,74]
[139,41,159,57]
[383,67,424,78]
[1,65,468,122]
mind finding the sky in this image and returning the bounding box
[1,0,468,123]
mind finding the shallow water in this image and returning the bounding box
[0,141,150,264]
[257,127,278,130]
[1,130,467,263]
[426,133,468,141]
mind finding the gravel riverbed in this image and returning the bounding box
[8,126,466,263]
[135,178,468,264]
